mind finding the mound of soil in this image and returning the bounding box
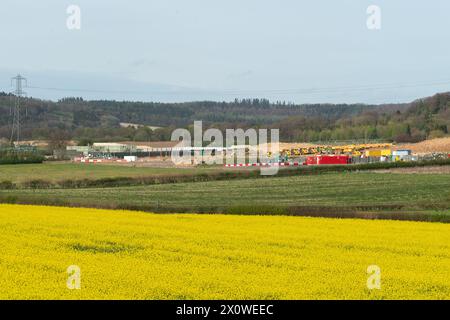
[394,137,450,154]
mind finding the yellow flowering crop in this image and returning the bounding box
[0,204,449,300]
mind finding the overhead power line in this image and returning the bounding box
[24,79,450,97]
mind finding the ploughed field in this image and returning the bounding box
[1,172,450,221]
[0,204,449,299]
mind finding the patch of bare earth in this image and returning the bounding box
[394,137,450,154]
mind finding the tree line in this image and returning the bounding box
[0,93,448,145]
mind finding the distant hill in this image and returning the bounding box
[274,93,449,143]
[0,93,448,143]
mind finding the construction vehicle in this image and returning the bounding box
[278,143,393,159]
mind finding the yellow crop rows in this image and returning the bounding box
[0,204,449,300]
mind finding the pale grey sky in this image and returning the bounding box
[0,0,449,103]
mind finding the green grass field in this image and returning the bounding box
[2,172,449,221]
[3,160,450,186]
[0,162,225,183]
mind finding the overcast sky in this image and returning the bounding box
[0,0,449,104]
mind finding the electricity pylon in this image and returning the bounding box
[10,74,27,146]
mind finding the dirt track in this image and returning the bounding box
[372,166,450,174]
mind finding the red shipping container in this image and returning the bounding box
[316,155,350,165]
[305,155,351,165]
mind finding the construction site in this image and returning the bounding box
[61,139,450,168]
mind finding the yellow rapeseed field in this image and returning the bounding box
[0,204,449,300]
